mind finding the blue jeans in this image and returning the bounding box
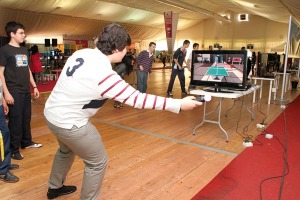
[136,70,149,93]
[0,105,11,175]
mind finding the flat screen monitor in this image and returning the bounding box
[190,50,249,92]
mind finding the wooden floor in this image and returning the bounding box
[1,62,299,200]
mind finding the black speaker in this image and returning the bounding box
[213,43,219,48]
[52,38,57,47]
[240,14,246,21]
[247,44,254,49]
[257,52,262,77]
[45,39,50,47]
[0,36,9,47]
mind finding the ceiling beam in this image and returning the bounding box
[156,0,231,23]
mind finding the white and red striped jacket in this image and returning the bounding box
[44,48,181,129]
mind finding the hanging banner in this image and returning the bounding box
[288,17,300,57]
[164,12,178,54]
[164,11,172,38]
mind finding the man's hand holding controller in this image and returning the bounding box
[195,94,212,102]
[180,95,211,111]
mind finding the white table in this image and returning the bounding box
[274,72,291,92]
[190,86,260,142]
[287,69,299,79]
[287,69,299,88]
[251,76,275,104]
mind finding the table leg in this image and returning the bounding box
[193,98,229,142]
[268,80,272,104]
[217,99,229,142]
[193,102,206,135]
[284,74,287,92]
[287,73,290,91]
[253,79,257,103]
[243,96,254,120]
[260,80,263,101]
[274,78,277,100]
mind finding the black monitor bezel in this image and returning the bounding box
[190,50,249,90]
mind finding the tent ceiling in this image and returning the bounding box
[0,0,300,41]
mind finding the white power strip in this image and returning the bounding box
[257,123,265,129]
[265,133,273,139]
[243,141,253,147]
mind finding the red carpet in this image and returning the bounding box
[151,66,172,70]
[192,95,300,200]
[31,80,56,93]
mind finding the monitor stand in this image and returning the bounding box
[204,86,234,93]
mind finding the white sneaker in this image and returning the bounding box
[22,142,43,149]
[167,92,173,96]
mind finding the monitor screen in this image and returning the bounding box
[190,50,249,91]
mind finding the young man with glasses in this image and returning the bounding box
[0,21,42,161]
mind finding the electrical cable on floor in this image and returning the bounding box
[234,90,255,142]
[259,103,291,200]
[277,111,288,200]
[253,133,264,146]
[255,95,268,125]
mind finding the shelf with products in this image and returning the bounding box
[66,44,84,55]
[61,40,88,56]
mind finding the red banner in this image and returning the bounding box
[164,11,172,38]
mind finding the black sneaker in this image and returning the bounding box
[0,171,19,183]
[11,152,24,160]
[47,185,77,199]
[188,85,196,90]
[21,142,43,149]
[9,164,19,170]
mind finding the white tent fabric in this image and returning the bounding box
[1,0,300,41]
[271,42,286,53]
[0,7,165,42]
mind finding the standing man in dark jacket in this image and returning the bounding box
[136,42,156,93]
[167,40,190,96]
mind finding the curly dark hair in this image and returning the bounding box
[96,23,131,55]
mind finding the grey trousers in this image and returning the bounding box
[46,119,108,200]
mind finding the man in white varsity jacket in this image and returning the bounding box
[44,23,203,200]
